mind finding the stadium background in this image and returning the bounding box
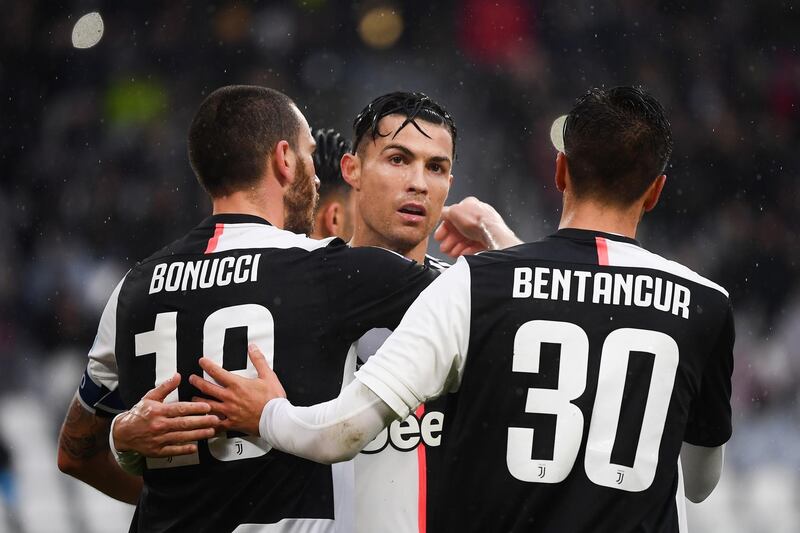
[1,1,798,531]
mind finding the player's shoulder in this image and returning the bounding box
[462,241,543,269]
[133,220,341,269]
[321,245,437,298]
[323,243,419,269]
[601,238,729,299]
[207,222,339,254]
[464,235,729,301]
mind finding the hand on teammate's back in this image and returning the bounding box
[435,196,522,257]
[189,344,287,436]
[112,373,219,457]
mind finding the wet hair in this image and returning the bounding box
[188,85,302,198]
[313,128,352,201]
[352,91,456,157]
[563,86,673,205]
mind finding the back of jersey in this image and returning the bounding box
[432,229,733,533]
[113,215,351,532]
[95,214,435,533]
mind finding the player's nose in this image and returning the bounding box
[314,175,321,191]
[405,165,428,194]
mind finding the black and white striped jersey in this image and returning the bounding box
[354,254,449,533]
[356,228,734,533]
[80,213,437,533]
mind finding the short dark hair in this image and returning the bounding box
[352,91,457,157]
[563,86,673,205]
[188,85,302,197]
[313,128,352,202]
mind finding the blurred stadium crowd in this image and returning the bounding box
[0,1,798,532]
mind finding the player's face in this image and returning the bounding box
[354,114,453,253]
[284,109,319,235]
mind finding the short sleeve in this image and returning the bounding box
[355,257,472,419]
[77,275,127,415]
[323,245,439,341]
[684,303,735,447]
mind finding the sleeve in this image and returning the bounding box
[259,380,396,464]
[77,275,127,416]
[684,302,735,447]
[324,245,439,341]
[354,257,472,419]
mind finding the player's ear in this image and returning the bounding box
[273,140,294,187]
[555,151,568,192]
[323,201,341,237]
[341,152,361,191]
[643,174,667,212]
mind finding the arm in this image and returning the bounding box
[682,303,735,502]
[57,394,143,504]
[111,373,220,459]
[680,443,724,503]
[261,381,396,464]
[192,350,395,464]
[435,196,522,257]
[57,275,142,503]
[192,259,473,462]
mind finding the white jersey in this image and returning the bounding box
[354,255,448,533]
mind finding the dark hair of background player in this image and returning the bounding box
[188,85,303,198]
[352,91,457,158]
[313,128,352,201]
[563,86,674,206]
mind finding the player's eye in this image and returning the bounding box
[428,163,443,173]
[389,154,405,165]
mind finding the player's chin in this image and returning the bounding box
[388,226,428,249]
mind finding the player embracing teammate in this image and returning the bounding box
[200,86,733,533]
[58,85,732,533]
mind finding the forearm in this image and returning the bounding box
[58,394,142,504]
[259,380,395,464]
[64,451,143,504]
[481,218,522,250]
[680,442,724,503]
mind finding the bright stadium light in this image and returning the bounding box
[71,12,104,49]
[550,114,567,152]
[358,6,403,49]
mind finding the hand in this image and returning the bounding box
[189,343,287,436]
[434,196,522,257]
[112,373,219,457]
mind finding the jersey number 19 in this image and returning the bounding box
[134,304,275,468]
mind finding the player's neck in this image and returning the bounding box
[350,228,428,263]
[211,189,284,228]
[558,199,641,239]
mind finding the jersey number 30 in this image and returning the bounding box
[506,320,679,492]
[135,304,274,469]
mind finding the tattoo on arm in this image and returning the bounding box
[59,397,111,460]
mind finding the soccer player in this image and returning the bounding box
[310,128,355,240]
[57,84,444,532]
[339,92,456,533]
[306,93,517,533]
[198,86,734,532]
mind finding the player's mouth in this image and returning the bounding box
[397,203,427,223]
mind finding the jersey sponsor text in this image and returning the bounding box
[361,410,443,453]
